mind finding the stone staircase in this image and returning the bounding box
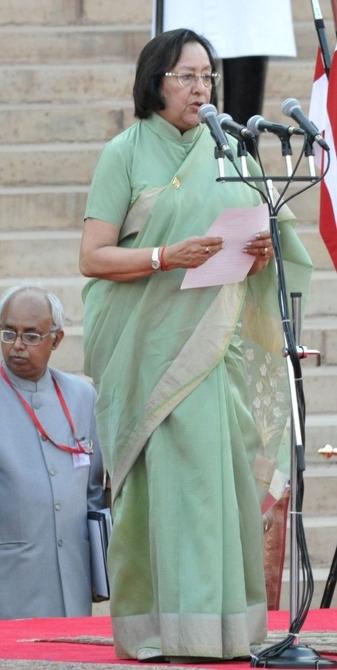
[0,0,336,610]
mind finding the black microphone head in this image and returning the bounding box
[198,103,217,122]
[281,97,301,116]
[246,114,265,136]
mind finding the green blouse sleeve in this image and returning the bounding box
[84,135,133,229]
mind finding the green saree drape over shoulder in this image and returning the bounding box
[83,114,312,660]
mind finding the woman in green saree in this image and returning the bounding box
[80,29,312,661]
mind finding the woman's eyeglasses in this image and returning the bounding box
[164,72,221,88]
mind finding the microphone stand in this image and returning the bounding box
[304,138,318,180]
[154,0,164,35]
[236,140,249,178]
[215,134,336,668]
[214,146,225,180]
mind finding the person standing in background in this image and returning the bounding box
[153,0,296,155]
[0,285,105,619]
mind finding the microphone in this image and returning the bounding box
[246,114,304,138]
[198,104,234,160]
[217,113,254,140]
[218,113,250,176]
[281,98,329,151]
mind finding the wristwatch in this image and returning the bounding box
[151,247,161,271]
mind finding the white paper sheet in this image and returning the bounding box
[181,203,270,289]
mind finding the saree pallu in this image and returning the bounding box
[83,116,312,659]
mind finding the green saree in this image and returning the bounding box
[83,114,312,659]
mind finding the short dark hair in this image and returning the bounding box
[133,28,218,119]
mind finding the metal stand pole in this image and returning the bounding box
[154,0,164,35]
[289,293,302,622]
[252,189,337,669]
[210,142,335,667]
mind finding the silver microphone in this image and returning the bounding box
[281,98,329,150]
[198,104,234,160]
[218,113,254,140]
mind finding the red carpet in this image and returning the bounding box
[0,610,336,668]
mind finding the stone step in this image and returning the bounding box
[265,60,316,108]
[0,228,335,319]
[305,414,337,463]
[0,229,81,277]
[0,2,330,37]
[0,180,322,232]
[285,185,319,227]
[0,22,328,66]
[0,101,134,144]
[306,271,337,318]
[0,220,333,283]
[0,142,102,187]
[0,63,134,104]
[0,59,313,106]
[280,567,337,609]
[263,98,308,123]
[0,139,325,200]
[302,466,337,517]
[51,325,84,373]
[1,274,336,452]
[0,0,82,25]
[0,0,152,26]
[295,19,335,61]
[284,516,337,569]
[0,276,86,326]
[0,139,324,197]
[34,324,337,459]
[82,0,152,25]
[0,25,150,65]
[0,25,148,65]
[0,181,321,239]
[262,414,333,467]
[0,186,88,231]
[292,0,334,21]
[1,273,337,394]
[0,0,320,48]
[303,316,337,366]
[303,365,337,414]
[0,71,323,139]
[298,224,333,271]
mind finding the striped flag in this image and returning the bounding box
[309,45,337,269]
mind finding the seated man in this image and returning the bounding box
[0,285,105,619]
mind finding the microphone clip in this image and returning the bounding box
[214,146,226,181]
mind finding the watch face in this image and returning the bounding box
[151,247,161,270]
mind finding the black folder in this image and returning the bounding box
[88,508,112,600]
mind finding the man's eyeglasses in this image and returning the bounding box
[164,72,221,89]
[0,329,58,346]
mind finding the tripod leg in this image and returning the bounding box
[320,545,337,608]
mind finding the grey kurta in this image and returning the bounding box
[0,363,104,619]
